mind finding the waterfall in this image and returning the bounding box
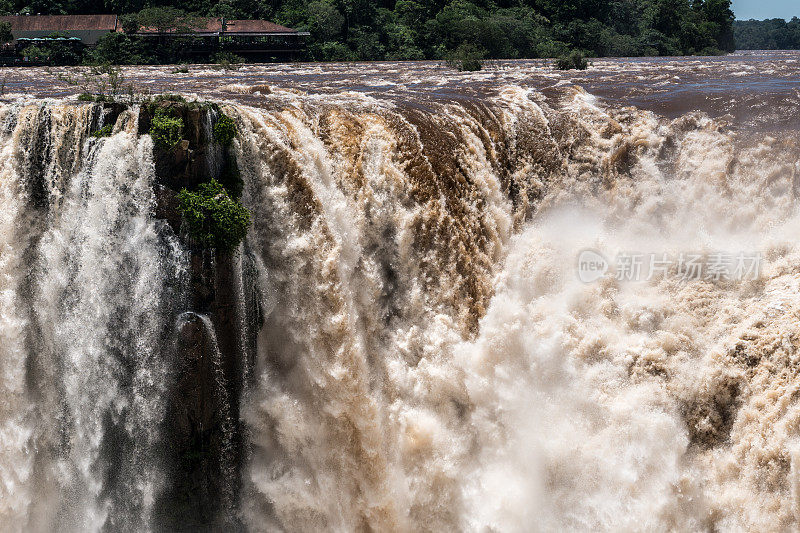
[233,87,800,531]
[195,312,236,519]
[0,104,36,533]
[0,83,799,531]
[0,103,186,532]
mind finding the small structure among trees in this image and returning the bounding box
[0,14,117,44]
[0,11,308,64]
[129,14,309,62]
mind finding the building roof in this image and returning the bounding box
[0,14,118,32]
[223,19,297,34]
[0,14,305,41]
[134,17,303,36]
[17,36,82,40]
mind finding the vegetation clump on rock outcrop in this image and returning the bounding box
[213,114,237,146]
[91,124,114,138]
[213,112,243,197]
[142,97,249,251]
[150,108,185,148]
[177,178,250,251]
[446,43,485,72]
[556,51,588,70]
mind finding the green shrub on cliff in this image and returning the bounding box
[213,114,237,146]
[177,179,250,251]
[91,124,113,138]
[150,109,184,149]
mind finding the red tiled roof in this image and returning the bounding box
[0,15,117,32]
[224,20,296,33]
[133,17,217,34]
[134,17,299,35]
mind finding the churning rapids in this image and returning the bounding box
[3,52,800,531]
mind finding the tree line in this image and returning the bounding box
[734,18,800,50]
[1,0,736,64]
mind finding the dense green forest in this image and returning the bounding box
[2,0,736,63]
[734,19,800,50]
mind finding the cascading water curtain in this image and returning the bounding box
[0,103,187,533]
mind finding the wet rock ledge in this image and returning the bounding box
[130,98,256,531]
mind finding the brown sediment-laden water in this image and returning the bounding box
[3,52,800,531]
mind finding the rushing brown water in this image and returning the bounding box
[3,53,800,531]
[4,50,800,129]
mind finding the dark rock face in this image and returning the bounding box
[153,184,181,231]
[154,313,233,531]
[143,101,253,532]
[100,102,127,130]
[138,100,225,193]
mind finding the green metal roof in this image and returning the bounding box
[17,37,82,41]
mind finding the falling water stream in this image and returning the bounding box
[2,56,800,531]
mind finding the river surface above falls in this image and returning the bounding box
[2,50,799,131]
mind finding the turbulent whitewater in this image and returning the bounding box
[3,56,800,531]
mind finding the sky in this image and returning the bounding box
[732,0,800,20]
